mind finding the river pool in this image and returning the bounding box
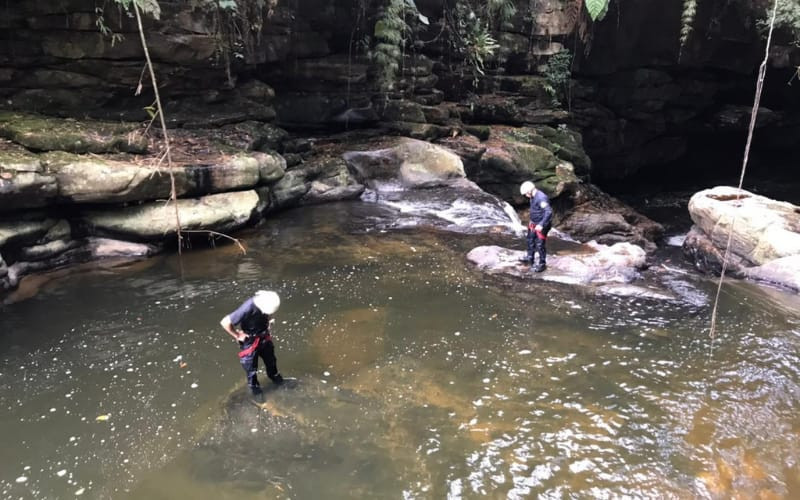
[1,202,799,499]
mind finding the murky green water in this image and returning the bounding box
[2,202,800,499]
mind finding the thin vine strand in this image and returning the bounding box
[708,0,779,340]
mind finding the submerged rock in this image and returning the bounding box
[683,186,800,292]
[466,241,647,286]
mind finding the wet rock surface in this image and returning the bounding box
[556,183,665,253]
[467,241,647,286]
[683,186,800,292]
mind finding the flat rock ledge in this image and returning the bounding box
[466,242,672,300]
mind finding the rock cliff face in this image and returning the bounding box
[3,0,798,181]
[1,0,798,293]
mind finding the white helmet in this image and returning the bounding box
[253,290,280,315]
[519,181,535,196]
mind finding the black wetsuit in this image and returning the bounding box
[228,298,283,394]
[527,190,553,270]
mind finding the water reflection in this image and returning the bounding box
[0,202,799,498]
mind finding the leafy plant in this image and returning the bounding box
[542,50,573,107]
[95,5,124,46]
[447,2,501,87]
[584,0,609,22]
[757,0,800,45]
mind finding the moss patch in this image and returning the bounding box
[495,125,590,176]
[0,111,147,154]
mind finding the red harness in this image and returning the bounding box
[238,335,272,358]
[528,223,547,240]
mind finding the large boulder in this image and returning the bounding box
[555,183,664,253]
[440,125,588,202]
[82,190,261,240]
[340,138,520,234]
[685,186,800,265]
[343,138,465,191]
[271,157,364,209]
[683,186,800,291]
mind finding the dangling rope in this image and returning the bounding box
[708,0,779,339]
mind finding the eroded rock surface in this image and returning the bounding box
[683,186,800,292]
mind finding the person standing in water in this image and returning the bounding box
[520,181,552,272]
[220,290,284,395]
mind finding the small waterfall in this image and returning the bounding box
[362,182,523,235]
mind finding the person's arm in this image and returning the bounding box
[535,196,553,231]
[221,299,252,342]
[220,315,247,342]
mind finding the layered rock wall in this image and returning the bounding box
[4,0,798,175]
[3,0,798,294]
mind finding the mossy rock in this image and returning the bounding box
[379,100,426,124]
[0,146,43,173]
[480,142,559,180]
[495,126,591,176]
[534,126,591,176]
[0,111,147,154]
[272,157,363,208]
[471,125,588,202]
[464,125,491,141]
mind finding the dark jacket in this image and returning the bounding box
[228,298,270,336]
[529,190,553,228]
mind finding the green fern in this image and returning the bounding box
[680,0,697,51]
[373,0,420,92]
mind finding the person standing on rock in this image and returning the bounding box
[520,181,552,272]
[220,290,284,396]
